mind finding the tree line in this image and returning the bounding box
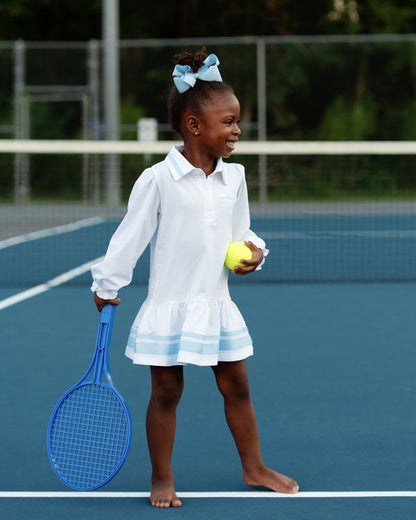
[1,1,415,200]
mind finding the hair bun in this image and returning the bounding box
[173,47,208,73]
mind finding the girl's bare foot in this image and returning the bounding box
[244,466,299,494]
[150,476,182,508]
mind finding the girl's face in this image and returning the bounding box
[196,91,241,159]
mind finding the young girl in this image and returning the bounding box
[91,49,298,508]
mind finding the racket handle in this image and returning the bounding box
[100,303,116,324]
[94,304,117,382]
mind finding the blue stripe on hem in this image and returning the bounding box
[133,327,248,342]
[127,327,252,358]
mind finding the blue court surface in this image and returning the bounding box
[1,211,416,519]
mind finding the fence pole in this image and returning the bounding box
[13,39,30,204]
[88,39,101,203]
[256,39,267,202]
[102,0,121,205]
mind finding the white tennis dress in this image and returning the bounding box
[91,146,267,366]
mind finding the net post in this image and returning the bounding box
[137,117,158,164]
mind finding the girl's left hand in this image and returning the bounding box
[94,292,121,312]
[233,241,264,275]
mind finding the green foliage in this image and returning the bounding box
[317,96,377,140]
[245,155,416,201]
[1,0,416,201]
[119,96,145,139]
[0,0,101,40]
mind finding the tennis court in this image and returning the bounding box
[1,197,416,519]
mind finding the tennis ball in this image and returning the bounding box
[225,242,252,270]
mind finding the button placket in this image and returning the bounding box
[204,174,216,224]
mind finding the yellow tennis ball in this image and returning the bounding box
[225,242,253,270]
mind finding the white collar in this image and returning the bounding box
[165,146,228,184]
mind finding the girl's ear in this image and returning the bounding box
[184,114,201,136]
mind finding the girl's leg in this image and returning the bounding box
[146,365,184,508]
[212,360,299,494]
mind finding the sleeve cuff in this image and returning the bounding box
[90,282,118,300]
[256,247,269,271]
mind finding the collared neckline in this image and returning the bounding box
[166,146,228,184]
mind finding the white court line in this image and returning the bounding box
[0,217,105,250]
[259,230,416,240]
[1,491,416,499]
[0,256,104,310]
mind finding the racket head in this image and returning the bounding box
[47,381,132,490]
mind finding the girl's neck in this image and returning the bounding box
[181,145,217,176]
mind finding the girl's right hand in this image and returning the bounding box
[94,292,121,312]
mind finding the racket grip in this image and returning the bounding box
[100,303,116,324]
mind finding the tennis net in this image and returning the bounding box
[1,139,415,286]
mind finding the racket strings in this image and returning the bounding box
[49,383,130,489]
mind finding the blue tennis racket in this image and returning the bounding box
[47,304,132,490]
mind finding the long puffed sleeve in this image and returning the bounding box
[91,168,160,298]
[232,165,269,269]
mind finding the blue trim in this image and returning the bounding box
[220,327,248,337]
[167,148,188,179]
[132,327,248,342]
[127,327,252,358]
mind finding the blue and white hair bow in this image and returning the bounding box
[172,54,222,93]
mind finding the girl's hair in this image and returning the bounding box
[167,48,235,134]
